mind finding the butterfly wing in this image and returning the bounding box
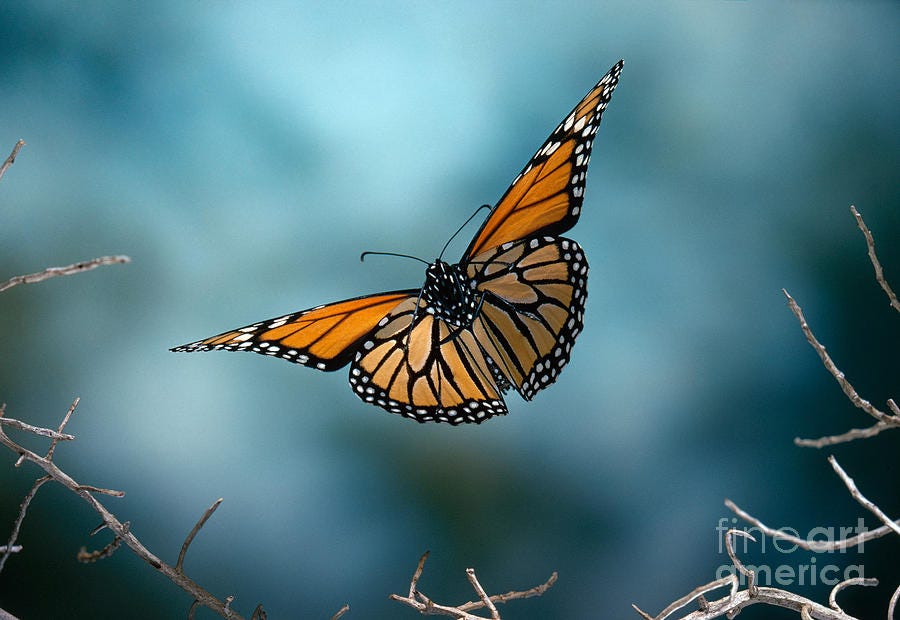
[349,297,508,424]
[464,60,623,260]
[171,291,416,371]
[466,236,588,400]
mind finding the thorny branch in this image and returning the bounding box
[390,551,557,619]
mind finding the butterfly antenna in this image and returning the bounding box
[359,250,430,265]
[438,204,493,260]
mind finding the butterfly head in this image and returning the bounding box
[421,260,480,328]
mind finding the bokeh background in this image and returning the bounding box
[1,2,898,618]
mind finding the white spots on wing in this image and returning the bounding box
[539,140,561,157]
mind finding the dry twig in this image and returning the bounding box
[0,139,25,183]
[828,577,878,615]
[784,289,894,430]
[785,287,899,447]
[632,531,870,620]
[390,551,557,619]
[0,417,74,442]
[177,497,223,573]
[639,208,897,618]
[850,205,899,312]
[0,473,51,573]
[0,402,259,619]
[789,207,899,447]
[827,456,900,537]
[725,498,897,552]
[0,255,132,293]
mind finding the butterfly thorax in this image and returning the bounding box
[421,260,480,328]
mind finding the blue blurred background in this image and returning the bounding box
[1,2,898,618]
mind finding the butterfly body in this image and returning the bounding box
[173,60,623,424]
[421,260,480,328]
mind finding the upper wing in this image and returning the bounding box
[171,291,416,371]
[467,236,588,400]
[464,60,624,260]
[349,297,508,424]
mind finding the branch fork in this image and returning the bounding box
[390,551,557,619]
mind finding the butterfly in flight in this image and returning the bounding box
[173,59,623,424]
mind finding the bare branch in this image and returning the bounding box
[794,420,893,448]
[725,529,757,596]
[0,403,251,619]
[0,606,23,620]
[250,604,267,620]
[466,568,500,620]
[46,397,79,460]
[0,417,75,442]
[77,521,129,563]
[177,497,224,573]
[888,399,899,417]
[0,255,131,293]
[643,210,897,619]
[639,588,862,620]
[390,552,556,618]
[632,576,736,620]
[850,206,899,312]
[828,577,878,614]
[0,475,51,573]
[634,533,872,619]
[0,140,25,183]
[828,456,900,536]
[75,484,125,497]
[464,571,557,610]
[784,289,898,435]
[725,498,897,552]
[409,550,429,598]
[330,604,350,620]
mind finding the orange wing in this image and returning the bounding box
[466,236,588,400]
[464,60,623,260]
[349,297,508,424]
[171,291,416,371]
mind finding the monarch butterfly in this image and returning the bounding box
[173,59,623,424]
